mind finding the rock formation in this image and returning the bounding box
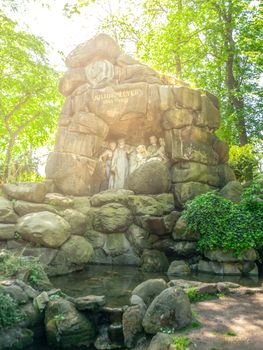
[45,33,235,202]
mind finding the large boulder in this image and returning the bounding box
[0,328,33,350]
[126,224,151,254]
[0,197,18,223]
[90,189,134,207]
[56,235,94,265]
[172,86,201,110]
[153,193,175,214]
[103,233,131,257]
[171,162,220,187]
[44,193,74,208]
[167,260,191,276]
[162,108,194,129]
[165,126,219,165]
[14,200,58,216]
[140,250,169,272]
[196,95,220,129]
[66,33,121,68]
[172,216,199,241]
[142,287,192,334]
[49,236,93,275]
[122,303,146,348]
[59,67,87,96]
[148,333,173,350]
[45,299,96,348]
[2,182,46,203]
[204,249,257,262]
[62,209,87,235]
[137,212,180,236]
[131,279,167,307]
[72,196,91,215]
[0,223,16,240]
[16,211,71,248]
[85,230,106,249]
[173,181,213,206]
[128,195,164,216]
[45,152,104,196]
[219,180,243,203]
[198,259,258,275]
[153,239,197,257]
[94,203,132,233]
[126,161,170,195]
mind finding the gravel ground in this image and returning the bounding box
[187,293,263,350]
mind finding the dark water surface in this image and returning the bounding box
[50,264,262,307]
[27,264,262,350]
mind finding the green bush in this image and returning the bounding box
[229,144,259,183]
[182,183,263,256]
[172,336,191,350]
[0,250,50,289]
[0,288,24,328]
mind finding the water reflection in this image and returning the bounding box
[50,264,261,307]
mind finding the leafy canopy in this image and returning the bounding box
[0,12,63,182]
[182,183,263,256]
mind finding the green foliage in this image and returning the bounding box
[229,144,259,183]
[49,291,66,301]
[172,336,191,350]
[0,12,63,182]
[182,185,263,256]
[0,288,24,328]
[187,287,213,303]
[225,331,237,337]
[186,287,224,303]
[0,249,49,288]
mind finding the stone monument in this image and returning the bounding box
[45,33,235,204]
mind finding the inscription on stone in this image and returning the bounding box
[91,88,143,105]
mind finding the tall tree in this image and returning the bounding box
[0,12,63,182]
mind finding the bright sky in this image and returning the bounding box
[7,0,118,70]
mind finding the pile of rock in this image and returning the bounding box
[0,181,259,277]
[45,33,235,205]
[123,279,192,349]
[1,182,194,275]
[198,249,258,276]
[0,278,125,350]
[0,182,94,276]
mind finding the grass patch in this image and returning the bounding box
[0,249,50,289]
[172,336,191,350]
[186,287,224,303]
[225,331,237,337]
[0,288,24,328]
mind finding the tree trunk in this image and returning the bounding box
[3,134,17,183]
[224,1,248,146]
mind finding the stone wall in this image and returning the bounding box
[0,182,258,277]
[45,33,235,203]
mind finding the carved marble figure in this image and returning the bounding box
[99,141,117,188]
[110,138,130,189]
[134,145,148,170]
[147,135,159,157]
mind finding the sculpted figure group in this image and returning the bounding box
[99,136,167,190]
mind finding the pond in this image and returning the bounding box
[26,264,262,350]
[50,264,262,307]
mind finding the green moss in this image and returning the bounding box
[186,287,219,303]
[0,249,50,289]
[0,288,24,328]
